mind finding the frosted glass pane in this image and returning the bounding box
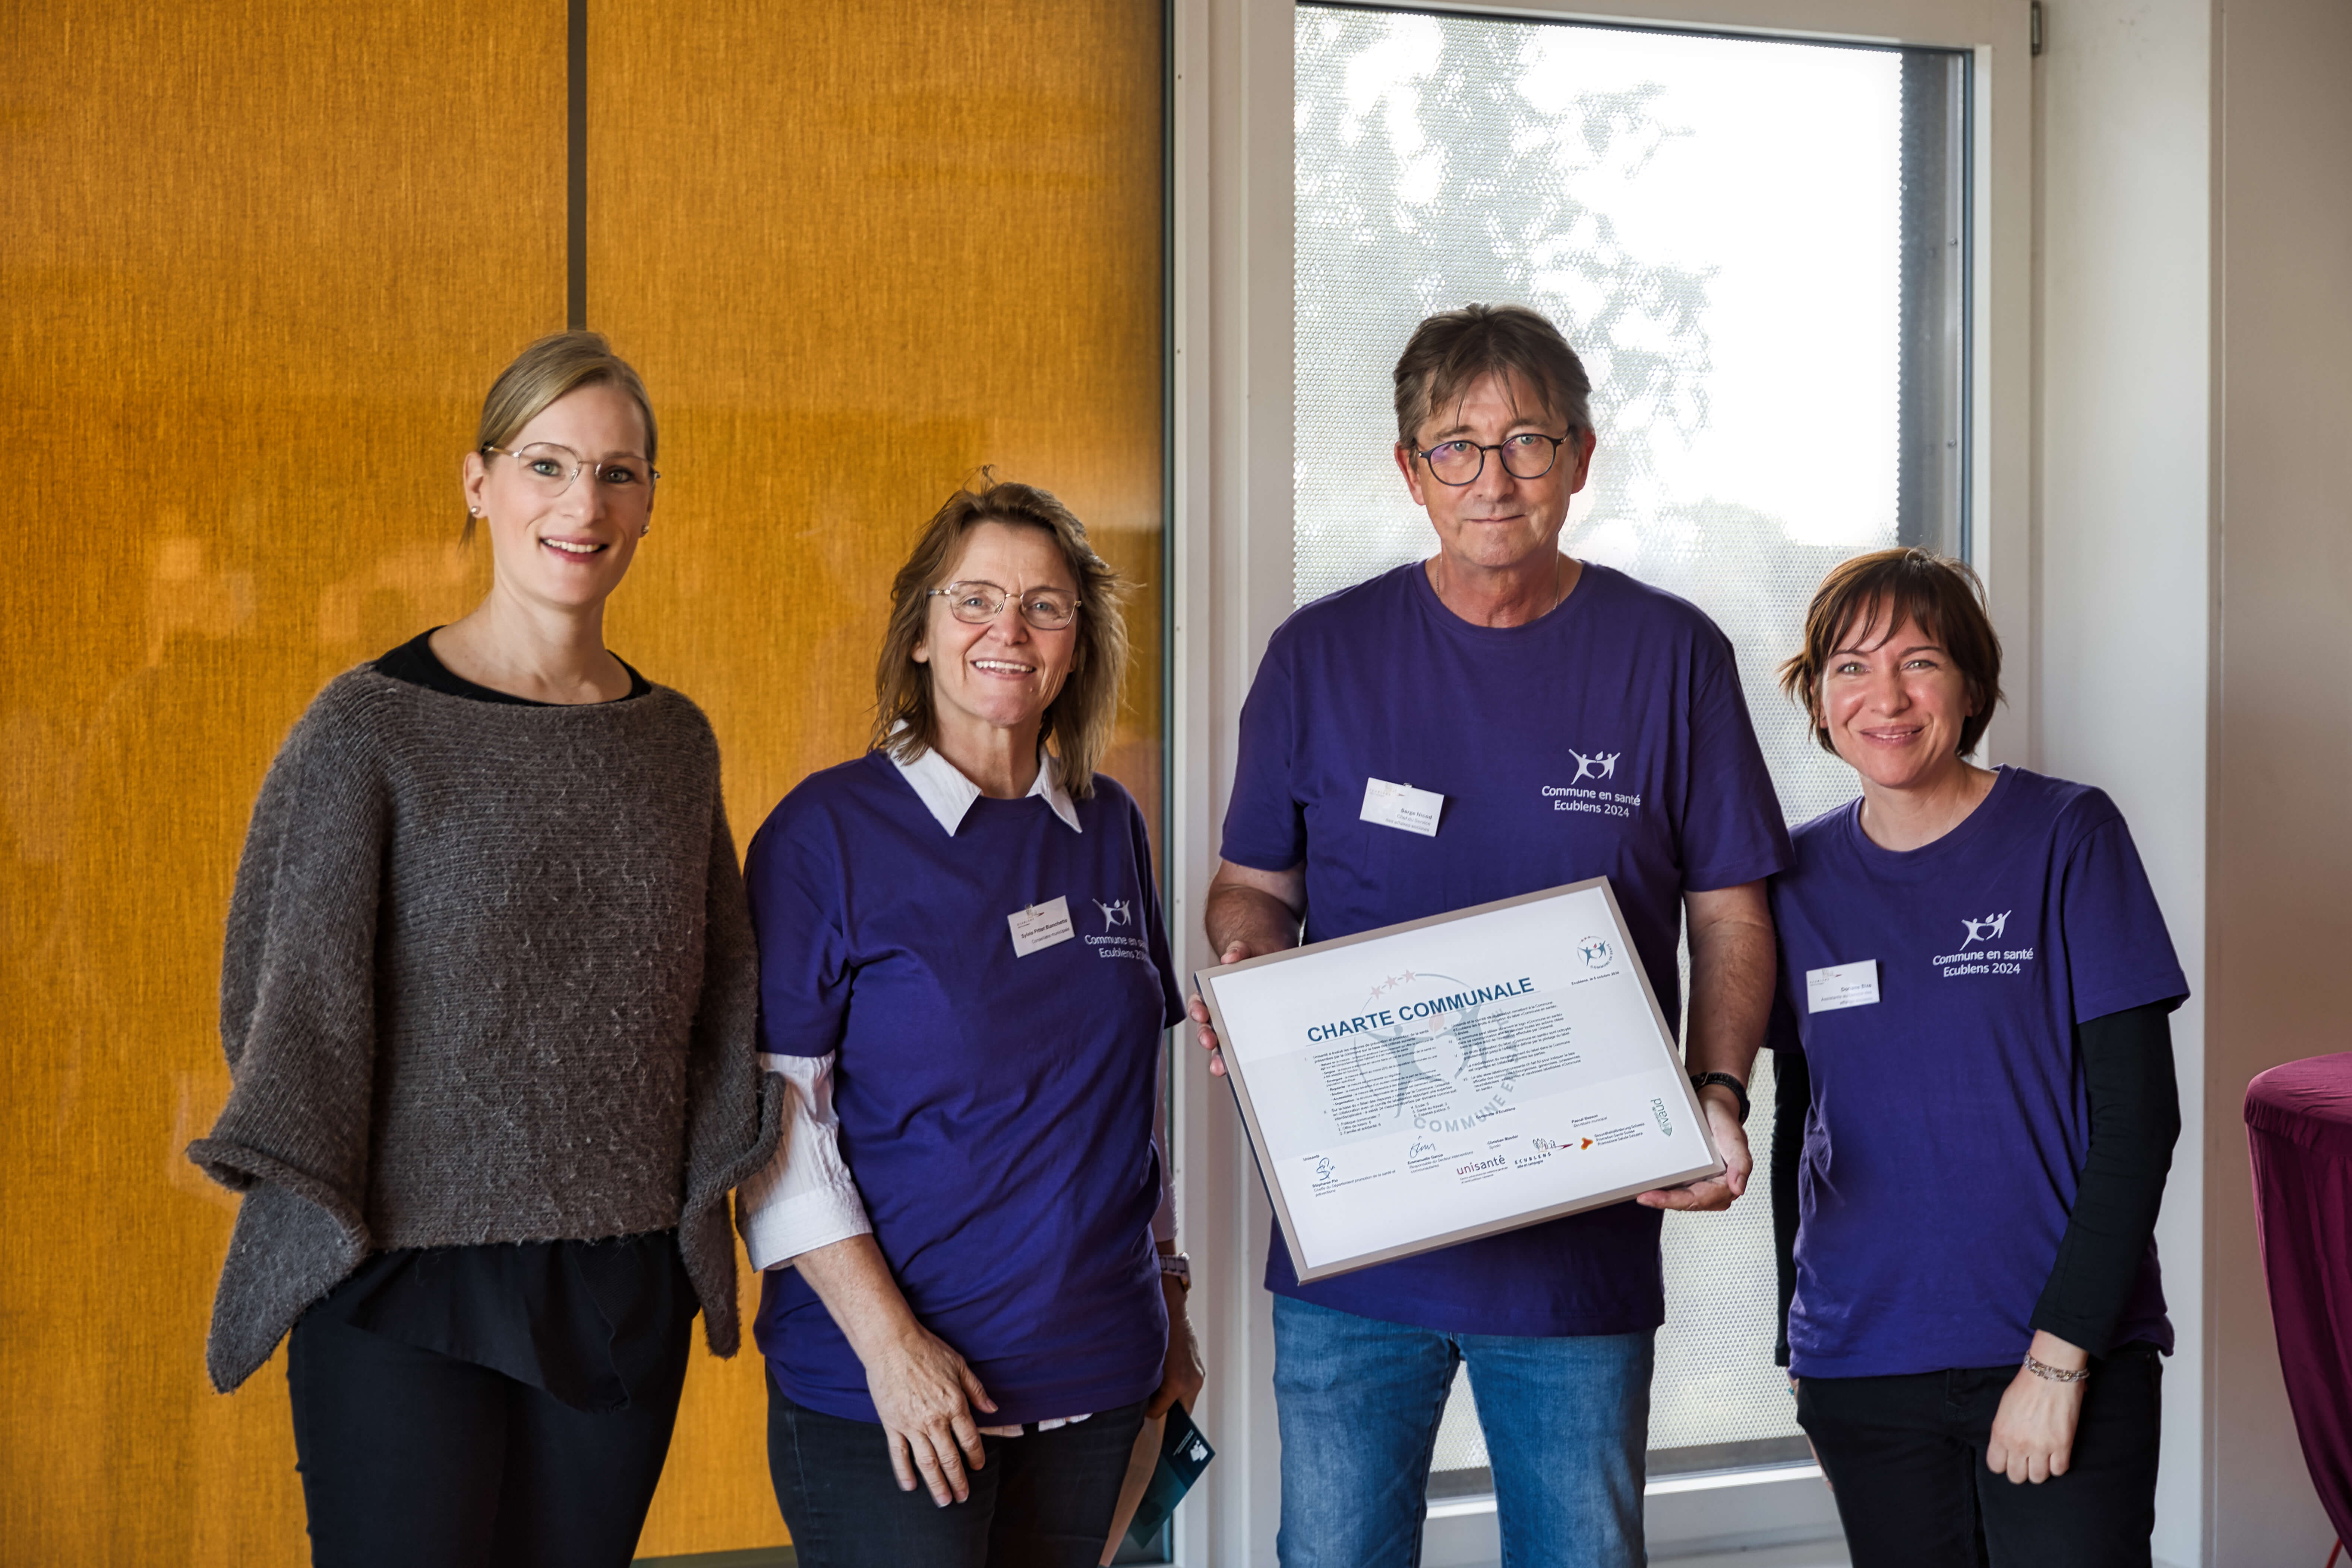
[1652,1050,1793,1451]
[1295,4,1967,1473]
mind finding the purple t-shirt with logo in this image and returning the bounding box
[1768,766,2187,1377]
[746,753,1186,1425]
[1221,562,1793,1336]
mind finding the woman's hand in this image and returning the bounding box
[1986,1332,2089,1484]
[789,1234,998,1507]
[863,1321,998,1505]
[1147,1272,1205,1418]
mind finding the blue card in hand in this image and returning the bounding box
[1124,1403,1215,1551]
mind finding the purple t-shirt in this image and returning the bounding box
[1768,766,2187,1378]
[746,753,1186,1425]
[1222,562,1793,1335]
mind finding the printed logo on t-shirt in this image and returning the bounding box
[1542,748,1641,820]
[1085,896,1152,962]
[1929,910,2036,979]
[1959,910,2010,947]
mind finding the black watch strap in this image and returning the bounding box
[1690,1071,1751,1123]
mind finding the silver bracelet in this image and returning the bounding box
[2022,1353,2090,1384]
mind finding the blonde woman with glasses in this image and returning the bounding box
[190,331,777,1568]
[737,479,1202,1567]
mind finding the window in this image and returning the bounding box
[1294,3,1969,1486]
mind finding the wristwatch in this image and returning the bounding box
[1158,1251,1192,1292]
[1689,1071,1751,1124]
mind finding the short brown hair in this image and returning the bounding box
[872,479,1131,798]
[1779,548,2005,758]
[468,331,657,543]
[1393,303,1593,448]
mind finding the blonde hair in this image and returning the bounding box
[467,331,657,543]
[872,479,1131,798]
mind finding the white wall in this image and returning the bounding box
[2204,0,2352,1561]
[2029,2,2211,1561]
[1170,0,1298,1558]
[2043,0,2352,1561]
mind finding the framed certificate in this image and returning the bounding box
[1194,877,1723,1283]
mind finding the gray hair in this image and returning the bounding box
[1393,303,1593,449]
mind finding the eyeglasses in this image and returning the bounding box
[1412,431,1574,487]
[928,580,1081,631]
[483,442,659,502]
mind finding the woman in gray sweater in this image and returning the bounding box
[189,332,777,1568]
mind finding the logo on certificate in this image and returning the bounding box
[1578,936,1614,969]
[1310,970,1555,1136]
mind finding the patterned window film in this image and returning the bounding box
[1294,4,1969,1484]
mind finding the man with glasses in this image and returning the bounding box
[1191,304,1791,1567]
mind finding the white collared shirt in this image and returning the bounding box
[734,741,1174,1433]
[888,737,1085,836]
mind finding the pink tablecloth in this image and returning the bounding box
[2246,1053,2352,1548]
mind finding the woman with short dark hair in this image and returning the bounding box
[1768,547,2185,1566]
[739,478,1201,1568]
[190,330,777,1568]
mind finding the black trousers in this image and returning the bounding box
[285,1307,689,1568]
[768,1372,1146,1568]
[1795,1342,2164,1568]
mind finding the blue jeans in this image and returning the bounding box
[1273,1294,1652,1568]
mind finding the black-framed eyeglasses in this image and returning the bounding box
[928,580,1081,631]
[482,442,659,501]
[1411,430,1575,486]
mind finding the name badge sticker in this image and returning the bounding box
[1806,959,1881,1013]
[1361,778,1444,837]
[1008,895,1076,957]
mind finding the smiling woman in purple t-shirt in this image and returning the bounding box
[1768,549,2186,1567]
[737,480,1200,1568]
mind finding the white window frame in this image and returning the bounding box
[1165,0,2030,1560]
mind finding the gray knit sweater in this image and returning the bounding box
[189,667,782,1393]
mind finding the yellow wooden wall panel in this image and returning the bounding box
[3,0,1161,1559]
[0,2,565,1563]
[589,1,1166,1556]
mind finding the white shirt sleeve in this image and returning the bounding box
[737,1051,873,1272]
[1152,1041,1177,1246]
